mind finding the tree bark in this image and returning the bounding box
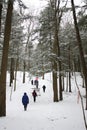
[0,2,3,35]
[10,58,14,86]
[14,58,18,91]
[71,0,87,109]
[52,15,58,102]
[50,0,59,102]
[23,60,26,83]
[68,45,72,92]
[0,0,13,116]
[66,72,68,92]
[52,64,58,102]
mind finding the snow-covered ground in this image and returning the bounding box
[0,72,87,130]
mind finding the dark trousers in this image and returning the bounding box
[43,89,45,92]
[24,105,27,111]
[33,96,36,102]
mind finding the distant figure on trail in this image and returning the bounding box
[42,85,46,92]
[34,79,37,85]
[22,92,29,111]
[32,90,37,102]
[31,80,33,85]
[35,80,39,88]
[34,79,39,88]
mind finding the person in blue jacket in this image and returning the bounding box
[22,92,29,111]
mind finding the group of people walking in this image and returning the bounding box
[31,79,46,92]
[31,79,39,88]
[22,78,46,111]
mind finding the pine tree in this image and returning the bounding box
[0,0,14,117]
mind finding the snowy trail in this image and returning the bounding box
[0,72,86,130]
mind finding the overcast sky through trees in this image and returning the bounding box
[22,0,83,9]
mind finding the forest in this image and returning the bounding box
[0,0,87,125]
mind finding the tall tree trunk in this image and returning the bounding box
[57,0,63,101]
[66,72,68,92]
[10,58,14,86]
[42,60,44,79]
[23,60,26,83]
[59,70,63,100]
[0,1,3,35]
[77,55,81,72]
[54,0,63,101]
[52,63,58,102]
[69,71,71,92]
[68,44,72,92]
[52,18,58,102]
[42,72,44,80]
[71,0,87,110]
[50,0,59,102]
[62,75,64,91]
[0,0,13,116]
[14,58,18,91]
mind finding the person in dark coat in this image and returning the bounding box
[32,90,37,102]
[35,80,39,88]
[22,92,29,111]
[42,85,46,92]
[34,79,37,85]
[34,78,39,88]
[31,80,33,85]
